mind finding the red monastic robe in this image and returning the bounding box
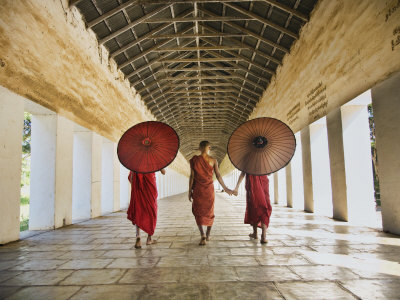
[245,174,272,227]
[190,155,215,226]
[127,171,158,235]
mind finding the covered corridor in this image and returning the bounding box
[1,192,400,299]
[2,0,400,299]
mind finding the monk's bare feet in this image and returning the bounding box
[146,237,157,245]
[260,236,268,244]
[135,237,142,249]
[249,233,258,239]
[206,235,210,241]
[199,236,207,246]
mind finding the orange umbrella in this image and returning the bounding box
[227,117,296,175]
[117,121,179,173]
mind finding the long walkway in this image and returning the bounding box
[1,193,400,299]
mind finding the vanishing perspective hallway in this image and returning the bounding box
[1,193,400,299]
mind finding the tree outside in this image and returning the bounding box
[20,112,31,231]
[368,104,380,207]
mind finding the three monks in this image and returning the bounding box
[188,141,233,245]
[233,171,272,244]
[127,169,165,249]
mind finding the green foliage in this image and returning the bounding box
[22,112,31,156]
[20,196,29,205]
[21,112,32,189]
[20,218,29,232]
[368,104,380,206]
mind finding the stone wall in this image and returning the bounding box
[0,0,189,176]
[220,0,400,175]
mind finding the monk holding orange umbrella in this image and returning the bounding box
[228,118,296,244]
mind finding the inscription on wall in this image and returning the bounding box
[306,81,327,122]
[286,102,300,125]
[386,0,400,50]
[392,25,400,50]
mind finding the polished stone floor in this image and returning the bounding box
[1,192,400,299]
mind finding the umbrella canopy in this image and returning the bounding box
[227,117,296,175]
[117,121,179,173]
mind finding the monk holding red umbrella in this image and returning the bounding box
[228,118,296,244]
[118,121,180,249]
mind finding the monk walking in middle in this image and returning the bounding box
[189,141,232,245]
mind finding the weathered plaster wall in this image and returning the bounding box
[0,0,189,176]
[220,0,400,175]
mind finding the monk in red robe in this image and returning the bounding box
[189,141,232,245]
[128,169,165,249]
[233,171,272,244]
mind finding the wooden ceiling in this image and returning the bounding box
[72,0,317,162]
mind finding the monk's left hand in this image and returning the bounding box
[188,191,193,202]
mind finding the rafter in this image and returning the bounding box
[199,7,289,53]
[223,2,299,39]
[99,4,170,45]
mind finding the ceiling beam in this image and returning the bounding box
[143,16,255,23]
[223,2,299,39]
[99,4,170,45]
[199,7,289,53]
[199,23,282,66]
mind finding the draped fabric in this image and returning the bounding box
[190,155,215,226]
[127,171,158,235]
[245,174,272,228]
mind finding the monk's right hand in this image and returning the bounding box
[233,189,239,196]
[188,191,192,202]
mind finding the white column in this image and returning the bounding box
[301,126,314,212]
[91,133,102,218]
[342,104,375,224]
[292,132,304,209]
[310,118,333,217]
[273,172,279,204]
[72,127,92,222]
[372,71,400,234]
[286,163,293,207]
[119,165,130,209]
[54,116,74,228]
[29,113,57,230]
[30,113,73,229]
[278,169,286,206]
[113,143,120,212]
[101,138,113,215]
[327,108,348,221]
[0,87,24,244]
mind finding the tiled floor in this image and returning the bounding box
[1,192,400,299]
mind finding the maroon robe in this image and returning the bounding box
[190,155,215,226]
[245,174,272,227]
[127,171,158,235]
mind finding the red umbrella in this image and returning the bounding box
[227,117,296,175]
[117,121,179,173]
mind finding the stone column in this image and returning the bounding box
[273,172,279,204]
[0,87,24,244]
[291,132,304,209]
[278,169,286,205]
[310,120,332,217]
[372,71,400,234]
[120,164,130,209]
[341,103,375,224]
[286,163,293,208]
[54,116,74,228]
[30,112,73,230]
[91,133,102,218]
[101,138,114,215]
[301,126,314,212]
[30,112,57,230]
[113,143,120,212]
[72,126,92,222]
[327,108,348,221]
